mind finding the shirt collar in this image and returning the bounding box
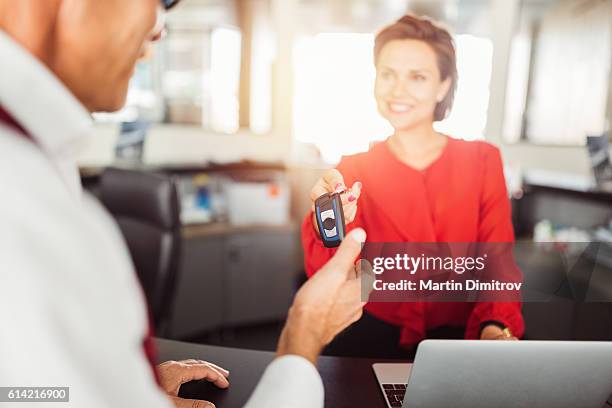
[0,30,93,162]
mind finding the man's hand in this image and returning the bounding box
[277,228,372,364]
[157,359,230,408]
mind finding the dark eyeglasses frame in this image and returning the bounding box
[161,0,181,10]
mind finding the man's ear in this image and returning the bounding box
[436,77,452,103]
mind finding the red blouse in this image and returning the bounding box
[301,137,524,347]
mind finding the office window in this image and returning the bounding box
[209,27,242,133]
[94,0,273,135]
[434,34,493,142]
[503,0,612,145]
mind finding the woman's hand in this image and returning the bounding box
[310,169,362,236]
[157,359,230,408]
[480,325,518,341]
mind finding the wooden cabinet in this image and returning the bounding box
[169,224,297,339]
[225,232,295,326]
[170,236,226,338]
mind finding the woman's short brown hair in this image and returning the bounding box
[374,14,458,121]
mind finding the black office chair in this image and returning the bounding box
[100,167,181,336]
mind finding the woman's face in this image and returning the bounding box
[374,39,451,131]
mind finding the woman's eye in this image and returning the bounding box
[413,74,426,81]
[379,71,393,80]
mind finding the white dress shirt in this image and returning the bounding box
[0,30,323,408]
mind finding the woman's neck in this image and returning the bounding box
[391,120,446,152]
[388,122,448,170]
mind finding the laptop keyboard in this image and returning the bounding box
[382,383,406,407]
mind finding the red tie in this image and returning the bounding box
[0,104,160,384]
[144,314,161,384]
[0,105,31,139]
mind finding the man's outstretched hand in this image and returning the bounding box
[277,228,372,364]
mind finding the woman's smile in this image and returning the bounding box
[387,102,414,114]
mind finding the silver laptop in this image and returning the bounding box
[373,340,612,408]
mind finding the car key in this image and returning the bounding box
[315,191,346,248]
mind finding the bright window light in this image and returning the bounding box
[434,34,493,141]
[293,33,391,163]
[210,27,241,134]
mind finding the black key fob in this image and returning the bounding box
[315,192,346,248]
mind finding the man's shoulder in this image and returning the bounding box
[0,127,93,259]
[0,127,69,203]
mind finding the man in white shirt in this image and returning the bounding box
[0,1,370,407]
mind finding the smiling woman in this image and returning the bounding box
[302,13,525,359]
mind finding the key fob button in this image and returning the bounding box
[320,209,335,221]
[323,218,336,230]
[324,226,337,238]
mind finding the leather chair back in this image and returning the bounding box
[100,168,181,334]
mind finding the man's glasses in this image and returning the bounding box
[160,0,181,10]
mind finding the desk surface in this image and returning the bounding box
[157,339,612,408]
[156,338,402,408]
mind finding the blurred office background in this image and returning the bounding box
[80,0,612,349]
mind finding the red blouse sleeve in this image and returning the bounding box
[301,157,363,278]
[465,145,525,339]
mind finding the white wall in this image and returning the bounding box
[486,0,611,177]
